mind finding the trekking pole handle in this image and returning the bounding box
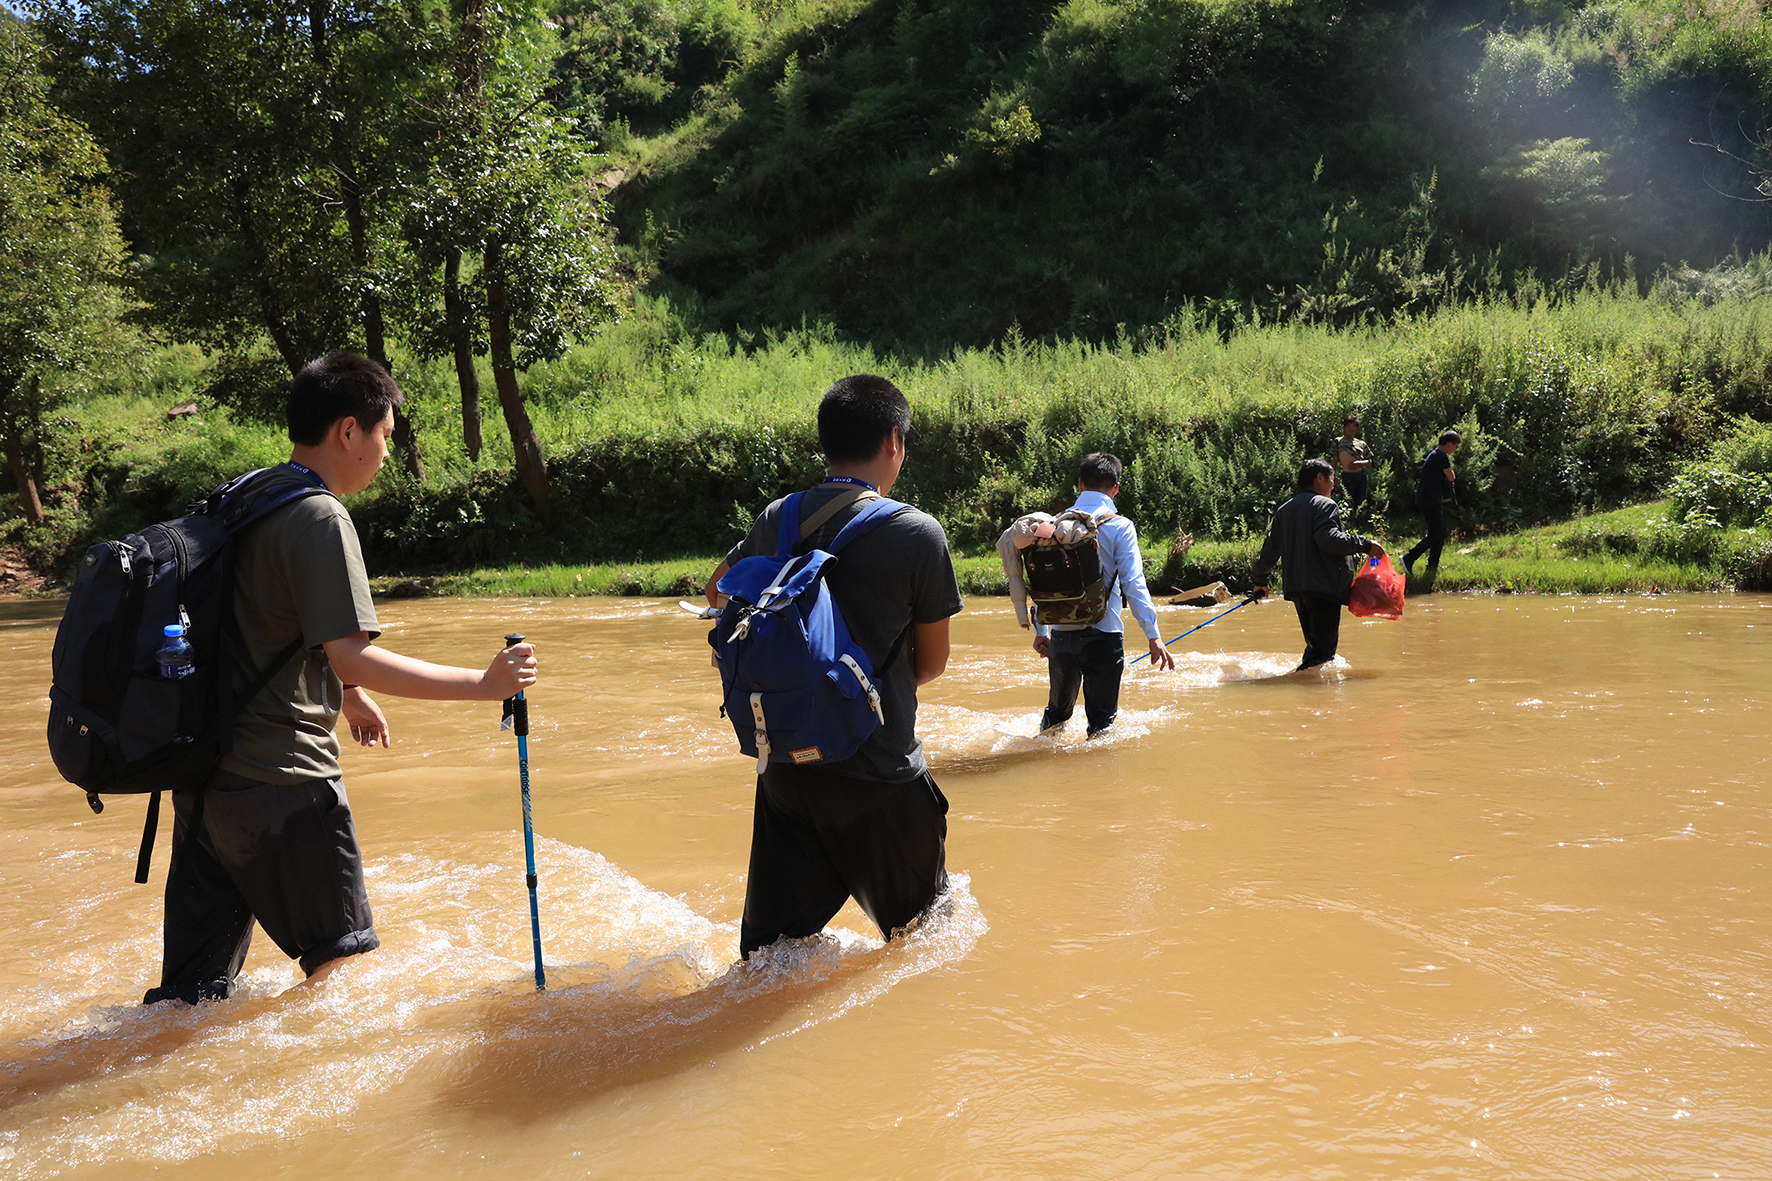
[501,633,529,735]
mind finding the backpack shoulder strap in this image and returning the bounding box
[227,467,334,534]
[826,497,907,554]
[799,485,877,540]
[230,484,331,534]
[196,465,334,535]
[775,493,806,560]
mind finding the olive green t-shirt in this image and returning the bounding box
[217,475,380,784]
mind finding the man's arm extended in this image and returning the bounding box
[322,633,536,701]
[911,619,950,685]
[1110,520,1175,671]
[705,558,731,608]
[1250,509,1284,590]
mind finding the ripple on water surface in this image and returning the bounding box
[0,839,984,1174]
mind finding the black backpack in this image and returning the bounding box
[46,466,332,882]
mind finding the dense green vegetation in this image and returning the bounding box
[584,0,1772,348]
[7,0,1772,596]
[26,0,624,517]
[14,288,1772,591]
[0,21,134,529]
[374,500,1770,598]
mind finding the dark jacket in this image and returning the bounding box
[1250,492,1375,604]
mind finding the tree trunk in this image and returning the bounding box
[311,0,425,480]
[458,0,486,98]
[445,248,482,461]
[451,2,488,464]
[0,377,44,526]
[340,169,424,480]
[234,177,306,375]
[485,239,549,518]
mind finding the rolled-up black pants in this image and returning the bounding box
[1040,626,1126,736]
[740,762,949,959]
[146,767,379,1004]
[1292,596,1344,670]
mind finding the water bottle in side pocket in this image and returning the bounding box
[156,624,195,680]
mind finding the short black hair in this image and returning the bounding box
[1344,413,1361,425]
[1078,452,1122,491]
[1439,429,1462,446]
[287,353,404,446]
[1297,457,1335,491]
[818,374,911,463]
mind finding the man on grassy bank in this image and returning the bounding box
[1329,415,1374,524]
[1403,430,1460,581]
[147,353,537,1005]
[704,375,963,960]
[1251,459,1384,671]
[1031,452,1174,737]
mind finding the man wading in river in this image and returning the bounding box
[1251,458,1385,671]
[705,375,963,958]
[146,353,537,1005]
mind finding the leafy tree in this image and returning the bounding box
[34,0,428,476]
[0,21,135,525]
[398,0,622,514]
[548,0,754,141]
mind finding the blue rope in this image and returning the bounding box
[1129,596,1256,665]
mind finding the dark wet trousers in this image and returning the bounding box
[1292,596,1343,670]
[145,768,380,1005]
[1040,626,1125,736]
[740,762,949,959]
[1341,470,1370,523]
[1405,499,1448,572]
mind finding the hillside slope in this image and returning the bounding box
[573,0,1772,349]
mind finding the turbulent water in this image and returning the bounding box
[1,593,1767,1179]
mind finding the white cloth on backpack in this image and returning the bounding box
[998,512,1057,627]
[999,507,1126,628]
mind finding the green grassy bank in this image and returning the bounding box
[376,502,1772,601]
[10,290,1772,591]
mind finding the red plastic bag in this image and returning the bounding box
[1348,552,1406,620]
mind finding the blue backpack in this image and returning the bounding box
[710,490,906,772]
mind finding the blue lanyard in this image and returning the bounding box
[821,475,877,493]
[287,460,327,490]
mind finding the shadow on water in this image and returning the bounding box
[434,938,882,1123]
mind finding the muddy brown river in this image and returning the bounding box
[1,592,1768,1179]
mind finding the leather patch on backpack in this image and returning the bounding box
[790,746,824,764]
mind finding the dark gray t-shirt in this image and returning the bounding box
[725,486,963,783]
[219,471,380,784]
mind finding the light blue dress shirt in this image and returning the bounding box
[1033,490,1162,641]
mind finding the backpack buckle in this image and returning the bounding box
[749,692,771,773]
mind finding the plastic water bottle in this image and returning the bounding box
[157,623,195,680]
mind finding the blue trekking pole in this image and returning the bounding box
[1130,595,1258,665]
[500,632,545,991]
